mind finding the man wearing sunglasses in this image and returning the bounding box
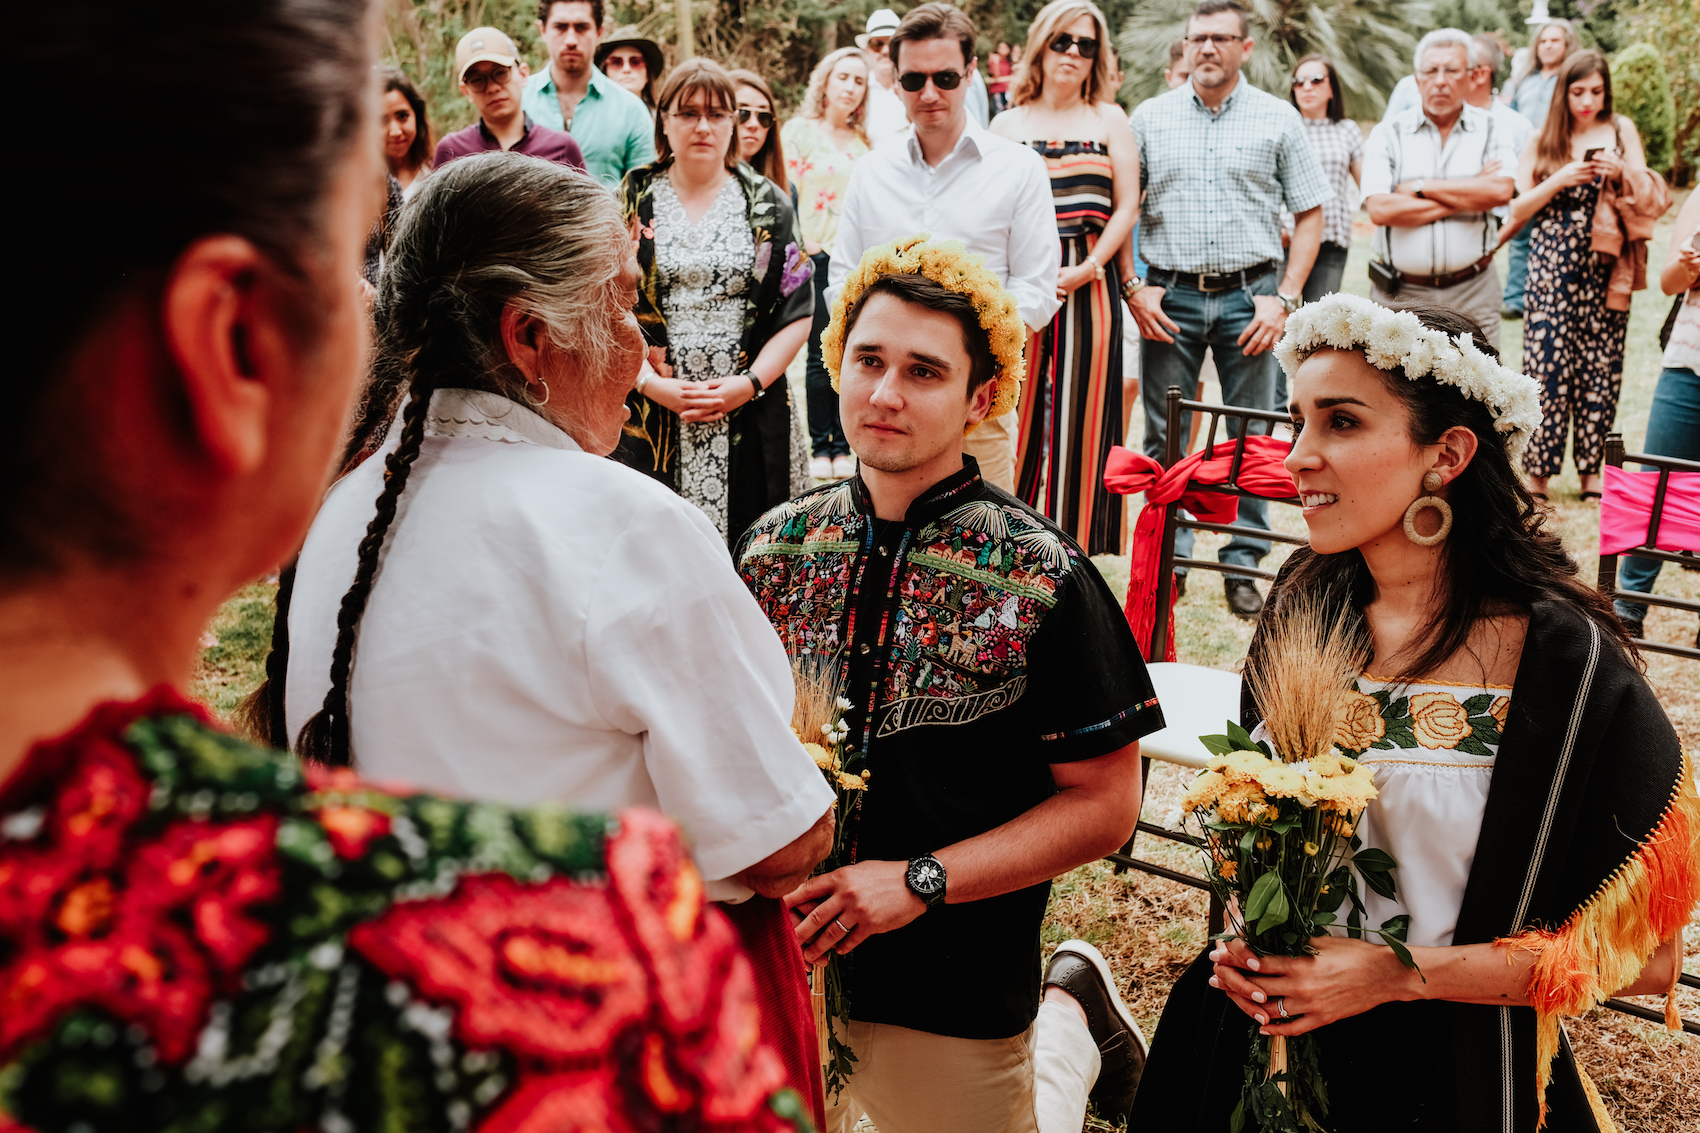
[434,27,585,171]
[828,2,1060,494]
[1127,0,1331,620]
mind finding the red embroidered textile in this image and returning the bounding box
[720,897,827,1131]
[1103,437,1296,660]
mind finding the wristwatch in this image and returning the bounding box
[1411,178,1427,199]
[905,854,947,908]
[1277,291,1303,315]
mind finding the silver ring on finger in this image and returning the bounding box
[1276,996,1289,1019]
[834,917,851,935]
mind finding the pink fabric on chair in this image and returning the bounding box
[1600,466,1700,555]
[1104,436,1296,660]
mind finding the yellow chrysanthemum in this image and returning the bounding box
[1215,780,1268,824]
[1181,770,1228,813]
[821,234,1027,431]
[801,742,833,771]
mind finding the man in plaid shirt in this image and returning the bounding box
[1126,0,1331,619]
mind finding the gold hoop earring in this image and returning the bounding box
[1403,471,1451,546]
[523,379,551,408]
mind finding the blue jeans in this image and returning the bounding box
[1615,366,1700,621]
[1141,271,1276,579]
[1503,225,1531,313]
[1274,242,1350,409]
[804,251,849,457]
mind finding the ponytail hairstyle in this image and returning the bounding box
[275,151,630,764]
[1247,304,1634,706]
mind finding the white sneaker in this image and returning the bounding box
[831,454,856,479]
[810,455,832,481]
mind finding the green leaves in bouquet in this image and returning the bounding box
[1245,872,1291,936]
[1351,847,1398,900]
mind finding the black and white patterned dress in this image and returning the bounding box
[654,177,754,540]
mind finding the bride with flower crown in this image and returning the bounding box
[1131,295,1699,1132]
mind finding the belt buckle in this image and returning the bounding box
[1197,271,1232,293]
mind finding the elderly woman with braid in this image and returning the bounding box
[0,1,824,1129]
[274,152,835,1127]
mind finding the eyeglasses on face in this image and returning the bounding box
[1048,33,1099,59]
[462,65,512,92]
[1186,33,1244,48]
[1291,75,1329,89]
[1417,65,1467,80]
[897,69,964,92]
[737,107,775,128]
[669,108,733,126]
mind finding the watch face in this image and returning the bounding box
[908,856,945,897]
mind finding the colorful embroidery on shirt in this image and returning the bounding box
[1335,680,1510,757]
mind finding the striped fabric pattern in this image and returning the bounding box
[1016,141,1125,556]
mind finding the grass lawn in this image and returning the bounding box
[193,195,1696,1132]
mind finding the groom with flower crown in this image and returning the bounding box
[736,237,1166,1132]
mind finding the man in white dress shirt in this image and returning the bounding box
[1362,29,1517,348]
[829,2,1061,492]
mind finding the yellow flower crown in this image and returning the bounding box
[822,235,1027,429]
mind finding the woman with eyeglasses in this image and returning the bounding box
[991,0,1139,555]
[1286,56,1361,305]
[783,47,873,482]
[614,58,815,547]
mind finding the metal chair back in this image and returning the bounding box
[1597,432,1700,661]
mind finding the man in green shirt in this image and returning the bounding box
[522,0,657,187]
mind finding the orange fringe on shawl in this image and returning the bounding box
[1500,747,1700,1130]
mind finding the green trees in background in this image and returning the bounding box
[1621,0,1698,182]
[1114,0,1432,116]
[1614,43,1674,172]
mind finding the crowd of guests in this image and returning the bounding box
[8,3,1699,1133]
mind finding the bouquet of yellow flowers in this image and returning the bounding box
[790,655,866,1100]
[1182,601,1418,1133]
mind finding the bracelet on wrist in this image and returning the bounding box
[635,371,650,397]
[746,371,765,401]
[1120,277,1143,300]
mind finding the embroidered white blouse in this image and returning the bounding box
[1333,675,1511,948]
[285,388,834,901]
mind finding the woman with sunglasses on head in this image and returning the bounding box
[613,59,815,548]
[783,47,873,482]
[991,0,1139,555]
[1510,50,1663,504]
[0,2,820,1129]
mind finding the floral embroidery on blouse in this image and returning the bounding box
[0,692,805,1133]
[1335,681,1511,758]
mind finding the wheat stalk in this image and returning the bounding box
[1246,595,1366,763]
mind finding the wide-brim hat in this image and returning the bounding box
[855,8,901,50]
[595,26,664,80]
[455,27,519,83]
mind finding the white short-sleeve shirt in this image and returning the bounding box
[286,389,833,900]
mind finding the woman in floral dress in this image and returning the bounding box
[615,59,815,547]
[783,46,872,481]
[0,3,809,1131]
[1511,51,1653,502]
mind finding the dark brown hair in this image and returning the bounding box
[728,68,789,194]
[380,65,434,176]
[1289,54,1345,123]
[6,0,374,583]
[1249,304,1633,694]
[1533,50,1614,182]
[653,58,740,171]
[842,273,996,395]
[1167,37,1188,66]
[537,0,602,31]
[890,2,977,71]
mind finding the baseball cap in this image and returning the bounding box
[455,27,519,82]
[855,9,901,50]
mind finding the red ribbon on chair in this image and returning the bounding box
[1104,436,1297,660]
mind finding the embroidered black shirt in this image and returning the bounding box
[737,459,1163,1039]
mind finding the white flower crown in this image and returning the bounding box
[1274,293,1542,464]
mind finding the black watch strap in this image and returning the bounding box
[906,853,947,907]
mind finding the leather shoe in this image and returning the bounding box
[1225,578,1264,620]
[1619,612,1645,641]
[1043,940,1147,1120]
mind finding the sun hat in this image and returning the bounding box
[855,9,901,50]
[595,26,664,81]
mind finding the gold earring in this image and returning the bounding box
[1403,471,1451,546]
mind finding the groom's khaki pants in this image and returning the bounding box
[824,1001,1099,1133]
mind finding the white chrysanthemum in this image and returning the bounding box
[1275,292,1542,462]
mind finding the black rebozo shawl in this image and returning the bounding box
[1132,598,1699,1133]
[613,159,815,546]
